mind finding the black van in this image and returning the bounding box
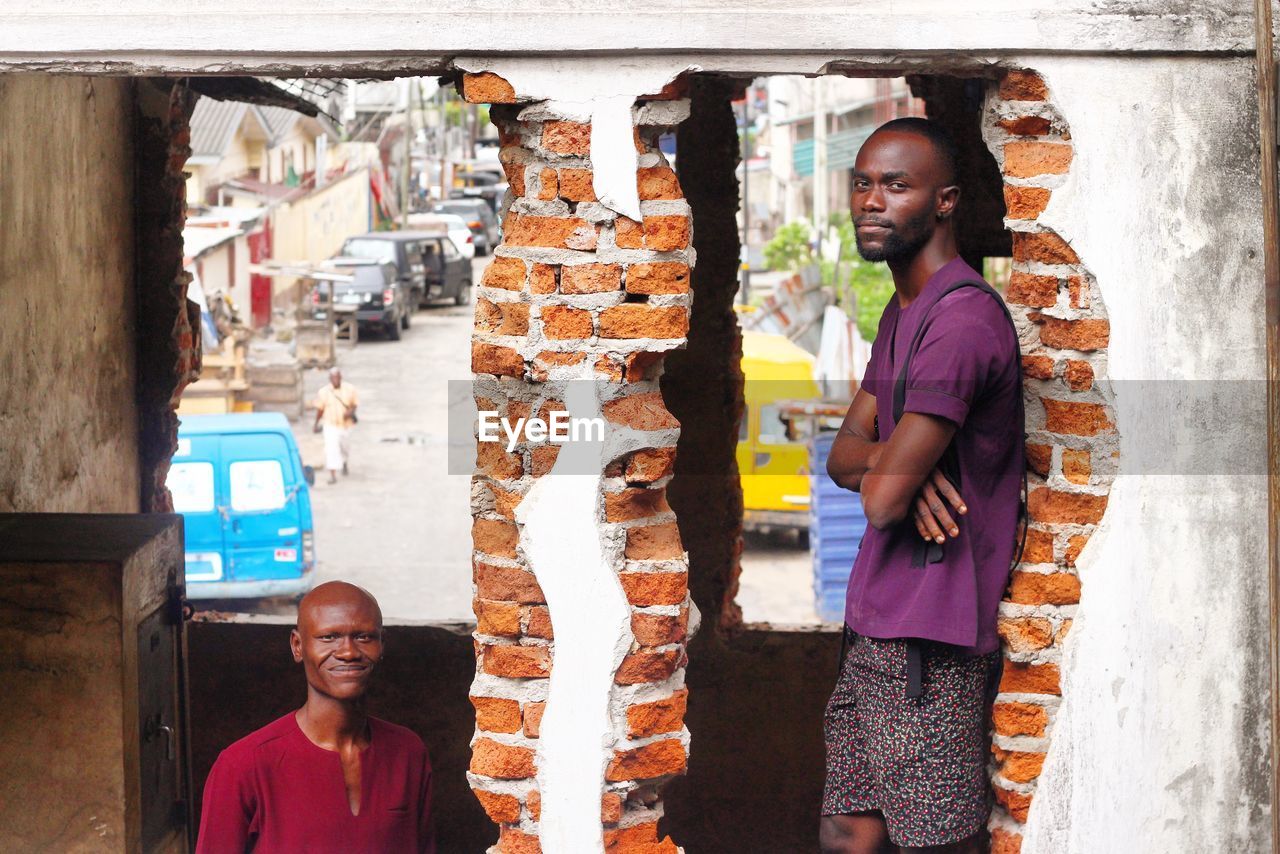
[339,231,472,309]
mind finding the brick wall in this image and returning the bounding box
[464,72,694,852]
[984,69,1115,851]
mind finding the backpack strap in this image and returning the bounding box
[893,278,1018,573]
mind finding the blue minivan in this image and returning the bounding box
[167,413,316,600]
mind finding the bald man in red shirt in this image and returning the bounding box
[197,582,435,854]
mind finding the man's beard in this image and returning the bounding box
[855,209,934,264]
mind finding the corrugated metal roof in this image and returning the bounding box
[189,99,250,161]
[256,106,300,141]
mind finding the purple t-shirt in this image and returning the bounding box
[843,256,1023,655]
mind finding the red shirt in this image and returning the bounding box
[196,713,436,854]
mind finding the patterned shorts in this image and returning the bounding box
[821,630,1000,847]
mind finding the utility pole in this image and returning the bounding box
[400,77,413,228]
[740,80,752,305]
[813,76,829,257]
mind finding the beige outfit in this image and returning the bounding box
[314,382,358,471]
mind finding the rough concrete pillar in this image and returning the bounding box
[981,69,1116,852]
[463,71,695,853]
[134,79,199,513]
[663,74,747,634]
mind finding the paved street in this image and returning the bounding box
[264,254,816,625]
[290,257,487,622]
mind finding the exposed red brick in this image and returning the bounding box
[471,695,522,733]
[599,305,689,340]
[529,263,558,294]
[615,649,681,684]
[482,644,552,678]
[624,351,665,383]
[615,216,690,251]
[619,571,688,606]
[470,737,537,779]
[474,598,522,638]
[1042,398,1113,436]
[473,789,521,824]
[595,355,624,382]
[602,791,623,825]
[998,616,1054,653]
[1038,317,1110,351]
[993,701,1049,737]
[1021,527,1054,564]
[561,263,622,294]
[1009,570,1081,605]
[605,739,687,781]
[1058,618,1074,641]
[558,167,596,201]
[542,120,591,155]
[991,826,1024,854]
[463,72,517,104]
[527,789,541,821]
[603,392,680,430]
[1027,487,1108,524]
[626,262,691,295]
[636,166,683,200]
[1064,359,1094,390]
[496,302,530,336]
[1004,184,1052,220]
[993,746,1047,784]
[1007,272,1058,307]
[994,785,1033,823]
[998,115,1053,137]
[1000,660,1062,695]
[605,487,672,522]
[504,214,598,250]
[477,442,524,480]
[526,605,554,639]
[627,689,688,738]
[999,70,1049,101]
[536,167,559,201]
[504,161,527,198]
[631,609,688,647]
[1012,231,1079,265]
[1004,142,1073,177]
[1062,448,1091,483]
[523,701,545,738]
[473,519,520,559]
[472,342,525,378]
[475,563,544,604]
[1068,275,1090,308]
[625,447,677,483]
[1022,354,1055,379]
[1025,443,1052,477]
[499,826,542,854]
[531,444,560,477]
[1064,534,1089,566]
[540,305,594,340]
[624,523,685,561]
[483,256,526,290]
[531,350,585,381]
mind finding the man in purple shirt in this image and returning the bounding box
[819,119,1024,853]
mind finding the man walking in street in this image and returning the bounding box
[820,118,1024,853]
[314,367,358,485]
[196,581,436,853]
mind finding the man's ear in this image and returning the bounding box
[290,628,303,663]
[937,184,960,219]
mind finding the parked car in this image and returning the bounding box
[168,413,316,600]
[314,260,412,340]
[417,233,473,307]
[405,211,477,260]
[450,169,507,218]
[338,231,449,307]
[433,198,501,255]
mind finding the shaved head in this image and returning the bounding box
[292,582,384,702]
[297,581,382,632]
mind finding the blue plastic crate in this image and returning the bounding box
[808,432,867,622]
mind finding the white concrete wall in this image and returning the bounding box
[1018,55,1270,852]
[0,75,139,512]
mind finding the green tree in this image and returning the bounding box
[762,213,895,342]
